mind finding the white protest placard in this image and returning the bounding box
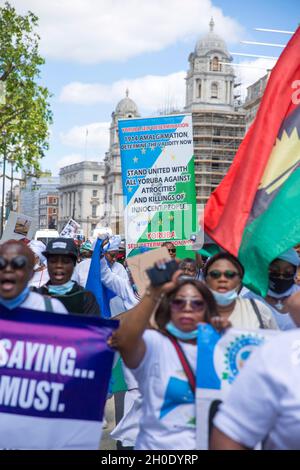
[1,212,36,242]
[59,219,80,238]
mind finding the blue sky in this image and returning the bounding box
[5,0,300,175]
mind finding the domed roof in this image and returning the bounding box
[115,89,139,115]
[195,18,229,57]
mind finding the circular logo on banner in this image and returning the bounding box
[213,332,265,387]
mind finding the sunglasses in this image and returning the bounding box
[107,252,118,258]
[170,297,206,312]
[269,271,295,280]
[168,249,176,254]
[207,270,240,280]
[0,255,28,270]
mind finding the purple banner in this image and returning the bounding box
[0,306,118,422]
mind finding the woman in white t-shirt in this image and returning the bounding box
[203,252,278,330]
[211,329,300,450]
[108,265,220,450]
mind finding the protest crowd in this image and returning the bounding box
[1,23,300,453]
[1,226,300,451]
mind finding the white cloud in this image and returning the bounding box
[56,153,84,169]
[59,71,186,113]
[60,121,110,157]
[233,58,277,100]
[10,0,243,64]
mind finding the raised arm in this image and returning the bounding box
[100,257,136,304]
[108,268,182,369]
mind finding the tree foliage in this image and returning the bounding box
[0,2,52,172]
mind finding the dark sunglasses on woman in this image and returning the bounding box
[0,255,28,270]
[207,270,240,280]
[170,297,206,311]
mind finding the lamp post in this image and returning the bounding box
[0,81,6,237]
[0,131,7,237]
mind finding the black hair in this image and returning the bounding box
[155,279,218,330]
[203,252,244,279]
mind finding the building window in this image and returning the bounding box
[93,174,98,182]
[198,82,202,98]
[92,205,97,217]
[210,56,220,72]
[92,190,98,197]
[211,82,218,99]
[91,224,97,230]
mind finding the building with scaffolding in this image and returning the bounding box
[185,18,246,205]
[243,72,270,130]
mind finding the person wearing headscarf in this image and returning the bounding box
[242,248,300,330]
[28,240,50,288]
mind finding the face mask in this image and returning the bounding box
[166,321,198,340]
[269,276,295,295]
[48,281,74,295]
[0,287,30,310]
[211,288,238,306]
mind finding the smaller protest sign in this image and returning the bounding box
[126,247,170,297]
[60,219,80,238]
[1,211,36,242]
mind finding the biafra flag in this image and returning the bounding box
[204,27,300,296]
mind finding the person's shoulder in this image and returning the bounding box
[113,262,127,273]
[248,298,272,313]
[257,329,299,364]
[49,297,68,314]
[77,258,91,269]
[70,281,83,292]
[143,328,167,345]
[26,291,46,303]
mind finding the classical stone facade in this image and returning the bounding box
[101,90,140,234]
[58,161,105,238]
[185,18,246,205]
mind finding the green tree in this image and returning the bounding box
[0,2,52,172]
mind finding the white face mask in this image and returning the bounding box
[210,288,238,306]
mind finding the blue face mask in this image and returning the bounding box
[211,288,238,306]
[166,321,198,340]
[48,281,74,295]
[0,287,30,310]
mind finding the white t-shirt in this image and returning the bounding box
[73,259,91,287]
[241,286,298,330]
[214,329,300,450]
[131,329,197,450]
[100,258,138,315]
[22,291,68,314]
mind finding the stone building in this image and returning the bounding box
[102,90,140,234]
[58,161,105,238]
[185,18,246,205]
